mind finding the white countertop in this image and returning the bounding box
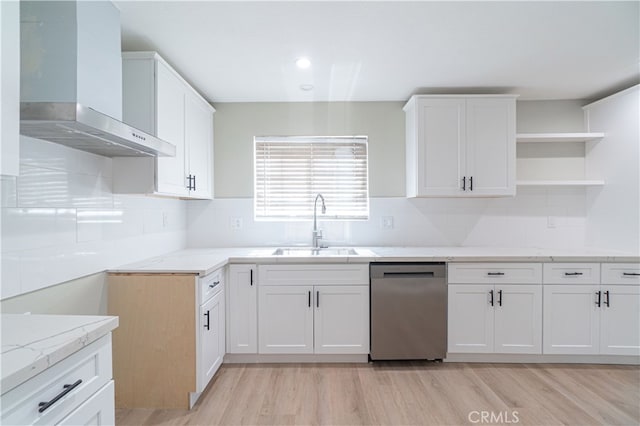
[109,246,639,276]
[1,314,118,394]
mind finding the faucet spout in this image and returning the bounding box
[312,194,327,248]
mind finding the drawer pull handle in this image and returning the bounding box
[487,272,504,276]
[38,379,82,413]
[564,272,583,276]
[623,272,640,276]
[209,281,220,289]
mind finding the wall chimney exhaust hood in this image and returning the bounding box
[19,0,175,158]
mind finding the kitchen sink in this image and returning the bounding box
[272,247,360,256]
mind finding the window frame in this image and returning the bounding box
[253,135,370,222]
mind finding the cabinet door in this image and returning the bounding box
[543,285,600,355]
[600,285,640,356]
[227,265,257,353]
[448,284,494,353]
[57,381,115,426]
[156,60,188,196]
[199,291,224,391]
[465,98,515,196]
[259,285,314,354]
[185,92,213,199]
[314,286,369,354]
[415,98,466,196]
[494,285,542,354]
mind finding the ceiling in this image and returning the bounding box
[114,1,639,103]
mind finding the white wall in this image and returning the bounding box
[584,86,640,253]
[188,99,596,249]
[0,136,187,301]
[213,102,405,197]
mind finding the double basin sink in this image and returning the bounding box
[272,247,360,256]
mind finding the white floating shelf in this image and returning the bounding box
[516,132,605,143]
[517,180,605,187]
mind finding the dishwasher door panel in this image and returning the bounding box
[370,263,447,360]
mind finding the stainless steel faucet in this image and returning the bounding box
[312,193,327,248]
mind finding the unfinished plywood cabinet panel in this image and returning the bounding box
[108,270,225,409]
[108,274,195,409]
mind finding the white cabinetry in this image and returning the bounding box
[448,263,542,354]
[197,272,225,397]
[543,263,640,356]
[114,51,214,199]
[227,264,258,354]
[404,95,516,197]
[257,264,369,355]
[108,268,226,409]
[1,335,114,426]
[258,285,314,354]
[1,0,19,176]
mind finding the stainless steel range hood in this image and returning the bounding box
[19,0,175,158]
[20,103,176,157]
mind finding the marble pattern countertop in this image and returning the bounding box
[1,314,118,394]
[109,246,640,276]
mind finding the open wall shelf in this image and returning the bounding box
[516,180,605,187]
[516,132,605,143]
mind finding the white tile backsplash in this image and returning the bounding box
[186,191,587,249]
[0,136,187,299]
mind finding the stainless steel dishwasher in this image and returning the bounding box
[370,262,447,360]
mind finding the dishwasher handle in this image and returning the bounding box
[382,271,435,278]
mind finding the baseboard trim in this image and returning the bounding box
[224,353,369,364]
[444,353,640,365]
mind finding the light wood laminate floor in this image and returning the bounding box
[116,362,640,425]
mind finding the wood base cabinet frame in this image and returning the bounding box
[108,272,225,409]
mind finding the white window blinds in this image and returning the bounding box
[254,136,369,220]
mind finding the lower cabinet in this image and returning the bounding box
[199,286,225,389]
[108,268,225,409]
[542,284,600,354]
[1,334,114,426]
[257,264,370,355]
[543,283,640,356]
[448,284,542,354]
[447,263,543,355]
[227,264,257,353]
[600,285,640,355]
[258,285,369,354]
[58,381,115,426]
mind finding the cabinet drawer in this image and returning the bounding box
[601,263,640,285]
[448,263,542,284]
[199,268,224,303]
[1,334,112,426]
[258,264,369,286]
[58,381,114,426]
[543,263,600,284]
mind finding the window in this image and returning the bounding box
[254,136,369,220]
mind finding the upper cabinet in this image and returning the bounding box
[1,0,20,176]
[404,95,517,197]
[113,52,214,199]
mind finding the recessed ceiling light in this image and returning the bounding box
[300,84,314,91]
[296,57,311,69]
